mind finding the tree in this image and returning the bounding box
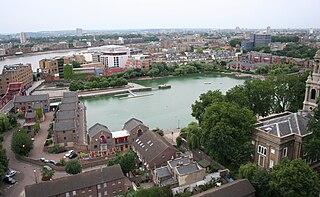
[0,147,8,179]
[41,167,55,181]
[238,163,274,197]
[269,159,320,197]
[304,100,320,159]
[36,108,43,121]
[65,160,82,175]
[71,61,81,68]
[191,90,225,123]
[7,114,17,127]
[0,114,12,133]
[108,151,136,175]
[34,122,40,133]
[11,128,33,156]
[134,186,172,197]
[180,122,202,150]
[201,102,256,167]
[229,38,241,47]
[63,64,74,80]
[176,136,182,147]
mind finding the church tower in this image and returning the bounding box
[302,49,320,112]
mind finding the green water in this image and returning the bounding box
[81,74,245,131]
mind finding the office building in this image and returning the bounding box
[98,45,130,68]
[0,64,33,95]
[76,28,83,36]
[20,32,27,44]
[253,34,272,48]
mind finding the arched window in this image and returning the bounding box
[138,129,143,137]
[311,89,316,100]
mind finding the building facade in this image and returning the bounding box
[0,64,33,95]
[252,112,314,169]
[14,94,50,113]
[25,165,126,197]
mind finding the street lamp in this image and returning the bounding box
[33,169,37,184]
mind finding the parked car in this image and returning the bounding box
[43,165,52,171]
[3,177,16,185]
[64,150,75,158]
[49,160,57,165]
[5,169,16,178]
[68,152,78,159]
[40,158,50,163]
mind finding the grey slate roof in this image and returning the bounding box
[168,157,190,168]
[257,112,311,137]
[133,131,176,165]
[63,91,78,98]
[123,118,143,131]
[14,94,49,103]
[88,123,111,138]
[53,120,76,131]
[176,163,200,175]
[32,102,42,110]
[25,165,125,197]
[62,97,78,104]
[56,111,76,121]
[155,166,172,178]
[192,179,255,197]
[25,111,36,119]
[161,177,178,187]
[59,103,78,111]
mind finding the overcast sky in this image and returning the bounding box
[1,0,320,34]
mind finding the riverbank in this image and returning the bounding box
[4,48,87,59]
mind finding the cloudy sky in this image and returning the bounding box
[1,0,320,33]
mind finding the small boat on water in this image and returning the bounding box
[158,84,171,89]
[204,82,212,84]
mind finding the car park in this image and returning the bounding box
[3,177,16,185]
[5,169,16,178]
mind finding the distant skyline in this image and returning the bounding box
[1,0,320,34]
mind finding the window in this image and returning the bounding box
[283,147,288,158]
[98,193,102,197]
[311,89,316,100]
[251,140,255,145]
[97,184,101,189]
[258,155,265,167]
[66,192,70,197]
[118,181,121,184]
[73,191,76,196]
[88,187,92,192]
[104,191,108,196]
[94,145,98,149]
[64,137,67,140]
[258,145,267,156]
[269,160,274,168]
[63,131,66,133]
[271,148,275,154]
[112,183,115,186]
[104,182,107,187]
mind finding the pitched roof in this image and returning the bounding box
[123,118,143,131]
[32,102,42,110]
[133,131,176,165]
[61,97,78,104]
[88,123,111,138]
[176,163,200,175]
[56,111,76,121]
[63,91,78,98]
[25,165,125,197]
[53,120,76,131]
[257,112,311,137]
[59,103,78,111]
[192,179,255,197]
[14,94,49,103]
[155,166,172,178]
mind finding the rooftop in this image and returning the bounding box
[14,94,49,103]
[257,112,311,137]
[63,91,78,98]
[155,166,172,178]
[53,120,76,131]
[168,157,190,168]
[25,165,125,197]
[88,123,111,138]
[56,111,76,121]
[176,163,200,175]
[112,130,130,139]
[123,118,144,132]
[61,96,78,104]
[59,103,78,111]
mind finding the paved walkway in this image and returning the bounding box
[28,112,65,161]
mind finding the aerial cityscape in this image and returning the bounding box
[0,0,320,197]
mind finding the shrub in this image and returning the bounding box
[65,160,82,175]
[48,145,66,154]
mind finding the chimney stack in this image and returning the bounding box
[189,153,193,165]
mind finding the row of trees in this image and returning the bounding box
[0,135,8,179]
[238,159,319,197]
[271,35,300,43]
[274,44,317,59]
[69,76,128,91]
[255,63,300,75]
